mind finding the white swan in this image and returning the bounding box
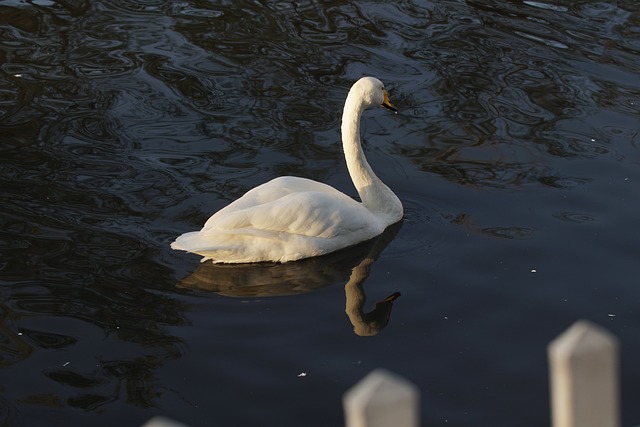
[171,77,403,263]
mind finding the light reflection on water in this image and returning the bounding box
[1,1,640,426]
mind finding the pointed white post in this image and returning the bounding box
[548,320,620,427]
[141,417,189,427]
[343,369,420,427]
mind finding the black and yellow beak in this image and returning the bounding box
[383,292,401,302]
[381,89,398,113]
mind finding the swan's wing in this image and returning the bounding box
[172,177,387,262]
[202,178,379,239]
[205,176,339,218]
[204,192,377,239]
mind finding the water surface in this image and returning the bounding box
[1,1,640,426]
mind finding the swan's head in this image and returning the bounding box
[352,77,398,113]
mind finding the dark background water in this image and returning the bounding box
[1,0,639,426]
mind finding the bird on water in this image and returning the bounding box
[171,77,402,263]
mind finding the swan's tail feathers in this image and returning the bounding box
[171,231,203,252]
[171,232,227,254]
[171,232,240,263]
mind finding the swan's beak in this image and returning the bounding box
[381,89,398,113]
[383,292,401,302]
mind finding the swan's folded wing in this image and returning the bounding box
[203,176,337,225]
[202,190,380,239]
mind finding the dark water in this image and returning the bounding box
[1,0,639,425]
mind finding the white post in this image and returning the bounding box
[141,417,189,427]
[548,320,620,427]
[343,369,420,427]
[141,415,188,427]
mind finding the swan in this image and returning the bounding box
[171,76,403,263]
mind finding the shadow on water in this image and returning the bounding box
[178,221,403,336]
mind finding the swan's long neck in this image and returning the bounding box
[341,89,403,224]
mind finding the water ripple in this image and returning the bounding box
[2,1,640,425]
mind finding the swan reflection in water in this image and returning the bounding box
[177,222,402,336]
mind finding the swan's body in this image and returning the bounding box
[172,77,402,263]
